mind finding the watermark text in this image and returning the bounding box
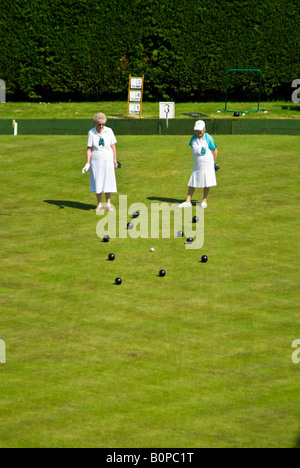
[96,195,204,249]
[291,339,300,364]
[291,79,300,103]
[0,339,6,364]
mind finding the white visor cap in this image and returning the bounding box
[194,120,206,131]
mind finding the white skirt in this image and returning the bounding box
[90,158,117,193]
[188,154,217,188]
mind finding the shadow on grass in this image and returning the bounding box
[44,200,95,211]
[147,196,197,204]
[293,431,300,448]
[280,104,300,111]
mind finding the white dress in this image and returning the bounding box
[87,126,117,193]
[188,133,217,188]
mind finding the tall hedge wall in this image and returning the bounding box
[0,0,299,101]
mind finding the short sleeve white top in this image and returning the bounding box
[87,126,117,160]
[189,132,217,157]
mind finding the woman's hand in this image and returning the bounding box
[111,144,118,169]
[82,162,90,173]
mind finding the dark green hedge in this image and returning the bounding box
[0,0,299,101]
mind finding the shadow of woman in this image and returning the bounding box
[147,196,183,204]
[147,196,196,204]
[44,200,95,211]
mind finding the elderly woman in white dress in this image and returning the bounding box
[179,120,218,209]
[82,113,118,212]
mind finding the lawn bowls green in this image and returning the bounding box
[1,127,298,449]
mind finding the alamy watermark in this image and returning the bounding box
[0,79,5,103]
[291,79,300,103]
[291,339,300,364]
[0,339,6,364]
[96,195,205,249]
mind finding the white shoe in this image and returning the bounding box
[200,202,207,208]
[178,202,192,208]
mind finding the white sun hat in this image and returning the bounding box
[194,120,206,131]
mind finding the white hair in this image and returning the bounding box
[94,113,107,126]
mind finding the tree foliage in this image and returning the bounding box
[0,0,299,101]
